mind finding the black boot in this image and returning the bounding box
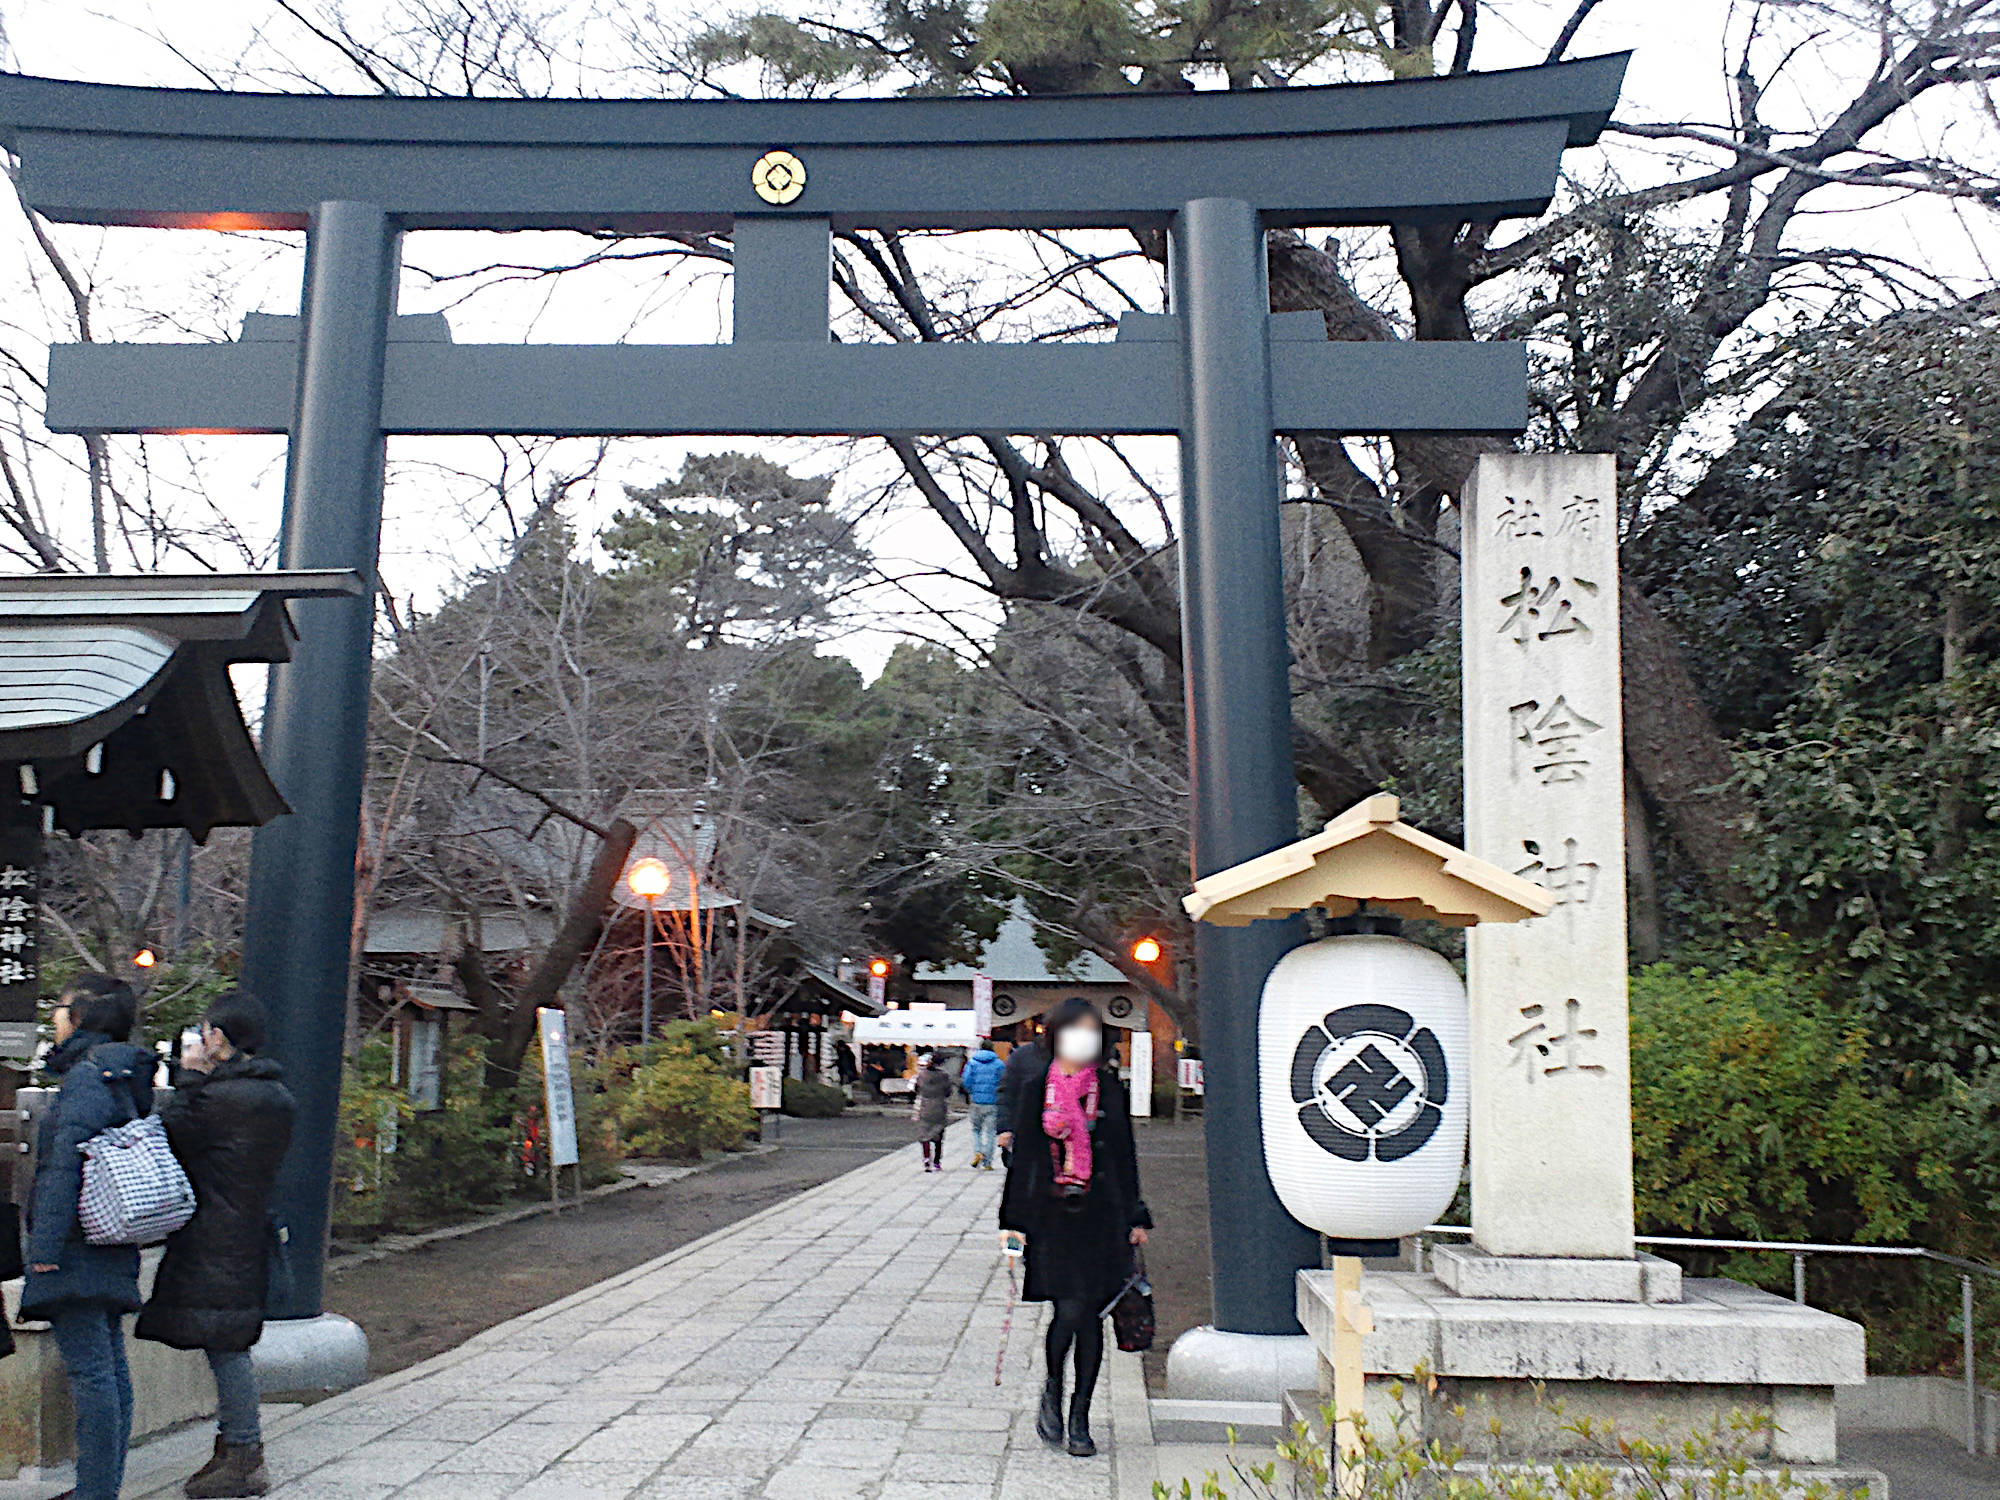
[1037,1372,1064,1445]
[186,1443,268,1497]
[185,1434,227,1489]
[1066,1397,1097,1457]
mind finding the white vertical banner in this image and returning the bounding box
[971,974,993,1038]
[406,1016,442,1111]
[868,973,886,1008]
[749,1065,783,1110]
[537,1007,580,1169]
[1461,454,1633,1259]
[1129,1030,1153,1117]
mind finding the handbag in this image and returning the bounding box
[1104,1245,1156,1353]
[0,1202,24,1282]
[76,1059,196,1247]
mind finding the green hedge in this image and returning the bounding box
[1629,952,2000,1376]
[331,1027,620,1242]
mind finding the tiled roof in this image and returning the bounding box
[917,902,1126,984]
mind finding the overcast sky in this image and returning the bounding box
[0,0,1991,677]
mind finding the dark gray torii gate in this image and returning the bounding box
[0,56,1624,1341]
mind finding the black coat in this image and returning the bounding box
[998,1055,1151,1306]
[994,1040,1045,1138]
[136,1053,294,1352]
[21,1032,156,1319]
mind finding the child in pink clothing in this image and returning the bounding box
[1042,1063,1100,1194]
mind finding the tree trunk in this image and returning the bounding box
[477,816,639,1094]
[1619,590,1749,905]
[1623,763,1662,963]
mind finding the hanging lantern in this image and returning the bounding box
[1186,796,1547,1240]
[1185,796,1546,1239]
[1259,931,1468,1240]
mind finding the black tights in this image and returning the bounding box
[1045,1298,1104,1413]
[921,1138,941,1167]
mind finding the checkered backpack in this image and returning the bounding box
[76,1058,195,1247]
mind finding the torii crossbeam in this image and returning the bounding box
[0,56,1626,1359]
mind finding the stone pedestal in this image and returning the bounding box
[0,1260,212,1476]
[1298,1268,1871,1468]
[252,1312,371,1394]
[1430,1241,1683,1304]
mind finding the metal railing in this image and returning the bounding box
[1418,1224,2000,1456]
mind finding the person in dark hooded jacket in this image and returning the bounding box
[138,988,295,1499]
[23,974,156,1500]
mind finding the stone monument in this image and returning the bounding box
[1464,451,1634,1271]
[1289,454,1874,1484]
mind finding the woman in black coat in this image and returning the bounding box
[138,989,295,1499]
[23,975,155,1500]
[998,998,1150,1459]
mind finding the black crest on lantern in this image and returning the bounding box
[1290,1004,1448,1163]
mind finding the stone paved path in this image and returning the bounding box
[137,1125,1154,1500]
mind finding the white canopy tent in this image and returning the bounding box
[852,1010,981,1048]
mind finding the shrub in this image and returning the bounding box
[782,1077,846,1117]
[1629,956,1949,1248]
[130,946,236,1048]
[1627,951,2000,1377]
[604,1029,755,1160]
[333,1034,516,1239]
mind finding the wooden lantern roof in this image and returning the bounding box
[1184,793,1554,929]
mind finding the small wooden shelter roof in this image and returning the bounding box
[403,984,478,1014]
[0,570,363,839]
[1184,794,1553,929]
[787,964,884,1017]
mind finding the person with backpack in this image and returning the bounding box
[959,1041,1005,1169]
[138,989,295,1499]
[23,974,158,1500]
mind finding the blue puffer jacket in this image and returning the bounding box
[21,1031,157,1318]
[960,1047,1005,1105]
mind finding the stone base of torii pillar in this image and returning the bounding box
[1292,456,1873,1489]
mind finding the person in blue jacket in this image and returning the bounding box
[23,973,158,1500]
[959,1042,1006,1169]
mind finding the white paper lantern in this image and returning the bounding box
[1260,933,1467,1240]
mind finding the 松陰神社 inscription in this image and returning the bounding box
[1462,453,1635,1260]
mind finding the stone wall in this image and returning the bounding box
[0,1258,214,1476]
[1839,1374,1999,1456]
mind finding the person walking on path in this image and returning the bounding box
[993,1019,1045,1166]
[911,1051,953,1171]
[998,998,1150,1459]
[138,989,296,1499]
[22,974,157,1500]
[960,1042,1005,1169]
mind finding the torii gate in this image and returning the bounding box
[0,57,1625,1369]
